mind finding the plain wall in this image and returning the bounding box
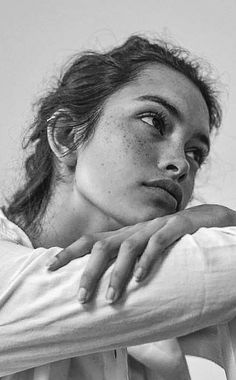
[1,1,235,378]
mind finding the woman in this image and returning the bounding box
[1,35,236,379]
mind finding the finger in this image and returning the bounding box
[47,223,144,271]
[134,216,186,281]
[78,239,116,303]
[78,232,129,302]
[47,235,96,271]
[106,232,149,303]
[78,227,150,303]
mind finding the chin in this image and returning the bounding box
[118,206,176,226]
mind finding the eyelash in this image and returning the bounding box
[140,111,208,167]
[140,111,168,136]
[186,148,208,167]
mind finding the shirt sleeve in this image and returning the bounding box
[1,226,236,375]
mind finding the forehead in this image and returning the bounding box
[105,64,210,134]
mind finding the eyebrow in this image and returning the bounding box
[135,94,181,119]
[191,132,210,152]
[135,94,210,151]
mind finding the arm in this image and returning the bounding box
[1,226,236,375]
[49,204,236,303]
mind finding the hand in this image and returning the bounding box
[47,204,236,303]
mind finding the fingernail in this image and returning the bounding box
[134,267,144,281]
[106,287,116,303]
[47,257,59,271]
[78,288,88,303]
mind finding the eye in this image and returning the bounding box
[140,111,167,136]
[186,148,208,167]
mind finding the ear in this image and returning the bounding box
[47,109,78,168]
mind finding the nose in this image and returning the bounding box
[157,153,190,182]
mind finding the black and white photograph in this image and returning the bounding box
[0,1,236,379]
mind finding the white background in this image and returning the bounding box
[1,0,235,378]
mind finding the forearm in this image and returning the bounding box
[179,204,236,231]
[1,226,236,374]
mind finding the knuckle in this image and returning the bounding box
[80,234,94,245]
[59,248,72,262]
[110,269,122,283]
[140,250,156,269]
[175,213,193,230]
[80,271,95,287]
[165,215,177,225]
[175,213,188,224]
[140,254,151,268]
[121,239,135,252]
[150,232,166,246]
[134,221,144,229]
[93,240,109,251]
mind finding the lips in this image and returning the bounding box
[143,179,183,209]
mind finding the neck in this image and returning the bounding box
[32,182,123,249]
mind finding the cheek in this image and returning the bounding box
[102,118,155,172]
[75,116,156,197]
[115,120,156,167]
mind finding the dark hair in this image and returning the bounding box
[3,35,222,238]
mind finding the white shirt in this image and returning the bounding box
[1,211,236,379]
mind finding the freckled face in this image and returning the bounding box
[73,64,210,226]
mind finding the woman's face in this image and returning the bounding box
[73,64,210,226]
